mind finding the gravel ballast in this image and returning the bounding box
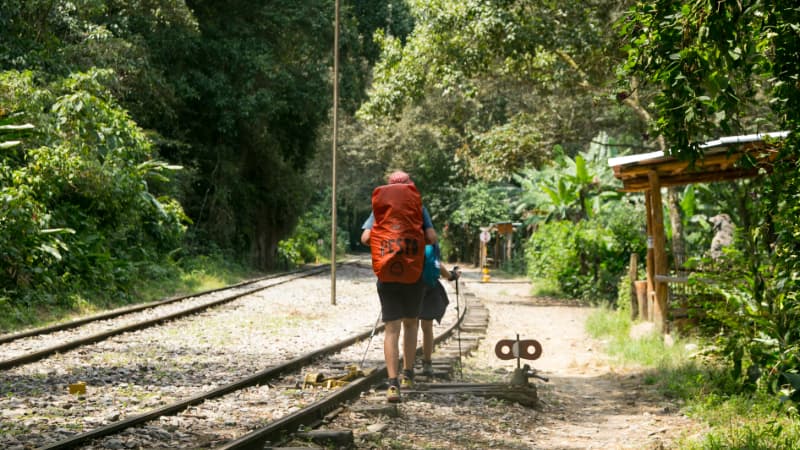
[1,264,701,449]
[2,263,456,449]
[320,268,701,450]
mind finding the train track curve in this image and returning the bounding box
[0,265,332,370]
[1,262,488,450]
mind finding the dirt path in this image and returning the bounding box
[461,270,702,449]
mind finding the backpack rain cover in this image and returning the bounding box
[370,183,424,283]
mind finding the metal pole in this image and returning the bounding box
[455,277,462,380]
[330,0,339,305]
[360,309,383,367]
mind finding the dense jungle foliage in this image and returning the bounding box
[1,0,413,320]
[3,1,800,430]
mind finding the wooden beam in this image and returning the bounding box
[619,168,765,192]
[613,145,780,192]
[616,151,744,178]
[648,170,668,334]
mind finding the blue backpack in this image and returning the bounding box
[422,244,440,286]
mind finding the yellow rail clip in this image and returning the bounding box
[302,364,370,389]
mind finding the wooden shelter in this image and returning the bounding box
[607,131,789,333]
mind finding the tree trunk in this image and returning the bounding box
[251,209,291,270]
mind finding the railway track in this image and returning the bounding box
[1,262,489,450]
[1,263,390,449]
[37,319,391,449]
[0,267,318,346]
[220,288,489,450]
[0,264,332,370]
[50,281,486,450]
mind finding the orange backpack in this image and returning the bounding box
[370,183,425,283]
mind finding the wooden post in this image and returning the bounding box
[496,222,514,266]
[645,190,655,322]
[505,231,513,262]
[492,233,501,268]
[635,280,648,320]
[648,170,668,333]
[628,253,639,320]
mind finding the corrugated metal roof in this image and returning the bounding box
[607,150,664,167]
[607,131,790,167]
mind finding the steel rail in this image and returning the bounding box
[0,264,342,371]
[218,283,471,450]
[0,266,316,345]
[33,274,475,450]
[37,318,389,450]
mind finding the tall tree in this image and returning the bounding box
[153,0,333,268]
[617,0,785,155]
[2,1,417,274]
[358,0,642,182]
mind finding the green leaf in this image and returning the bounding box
[574,155,589,183]
[0,123,35,132]
[680,185,696,218]
[541,185,559,204]
[783,372,800,390]
[1,140,22,149]
[39,244,63,261]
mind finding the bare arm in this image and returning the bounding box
[361,228,371,246]
[439,264,451,279]
[425,227,437,245]
[440,264,460,281]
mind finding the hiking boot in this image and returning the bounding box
[421,360,434,377]
[386,379,401,403]
[386,385,400,402]
[400,369,414,389]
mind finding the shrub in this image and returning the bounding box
[277,196,349,269]
[0,69,187,306]
[526,200,645,303]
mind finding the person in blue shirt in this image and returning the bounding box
[419,243,460,376]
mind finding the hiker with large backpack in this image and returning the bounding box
[361,170,437,403]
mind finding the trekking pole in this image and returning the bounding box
[454,268,463,380]
[360,308,383,367]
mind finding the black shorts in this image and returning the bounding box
[377,278,425,322]
[419,281,450,323]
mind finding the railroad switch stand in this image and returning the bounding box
[494,334,548,386]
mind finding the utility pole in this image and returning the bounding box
[330,0,339,305]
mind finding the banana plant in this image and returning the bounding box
[531,132,623,223]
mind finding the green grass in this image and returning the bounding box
[679,390,800,449]
[585,306,631,340]
[586,306,800,449]
[528,277,564,297]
